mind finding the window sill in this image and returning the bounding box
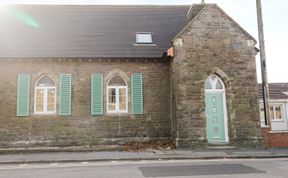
[269,130,288,134]
[133,43,157,47]
[106,112,130,116]
[271,120,285,122]
[261,126,269,128]
[261,120,285,122]
[33,113,57,116]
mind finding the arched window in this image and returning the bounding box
[205,74,224,91]
[34,75,56,114]
[107,75,128,113]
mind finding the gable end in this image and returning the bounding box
[173,4,256,44]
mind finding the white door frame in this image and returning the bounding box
[205,75,229,143]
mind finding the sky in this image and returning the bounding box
[0,0,287,83]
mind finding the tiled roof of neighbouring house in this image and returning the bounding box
[0,5,206,58]
[258,83,288,100]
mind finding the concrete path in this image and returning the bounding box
[0,148,288,164]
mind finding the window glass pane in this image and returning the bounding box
[137,33,152,43]
[205,80,212,89]
[215,80,223,89]
[274,105,282,119]
[269,106,274,120]
[37,76,55,87]
[260,107,265,121]
[47,88,55,112]
[36,89,44,112]
[108,88,116,111]
[47,104,54,112]
[119,88,127,111]
[108,75,126,86]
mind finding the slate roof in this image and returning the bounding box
[0,5,195,58]
[258,83,288,100]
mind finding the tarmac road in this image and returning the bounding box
[0,158,287,178]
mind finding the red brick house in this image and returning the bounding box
[0,3,262,148]
[259,83,288,147]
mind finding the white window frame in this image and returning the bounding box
[106,76,128,114]
[136,32,153,44]
[34,77,56,115]
[259,103,285,122]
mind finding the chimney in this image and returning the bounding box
[186,3,206,21]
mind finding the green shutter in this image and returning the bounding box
[59,74,71,116]
[17,74,30,116]
[131,73,143,114]
[91,73,103,115]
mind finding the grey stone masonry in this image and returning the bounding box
[0,58,171,147]
[171,4,262,148]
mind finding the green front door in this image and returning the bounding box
[205,93,226,143]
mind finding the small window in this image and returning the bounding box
[260,106,265,121]
[260,104,284,121]
[136,32,153,44]
[34,75,56,114]
[271,104,283,120]
[205,75,224,91]
[107,75,128,113]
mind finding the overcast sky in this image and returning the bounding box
[1,0,287,83]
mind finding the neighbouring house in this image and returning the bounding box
[259,83,288,147]
[0,3,262,148]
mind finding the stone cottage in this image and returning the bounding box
[0,3,262,148]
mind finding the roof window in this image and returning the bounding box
[136,32,153,44]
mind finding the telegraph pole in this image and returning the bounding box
[256,0,271,129]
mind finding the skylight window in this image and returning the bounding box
[136,32,153,44]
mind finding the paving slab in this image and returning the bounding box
[0,148,287,164]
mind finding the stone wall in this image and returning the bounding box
[0,58,171,147]
[171,4,262,148]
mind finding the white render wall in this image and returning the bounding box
[260,100,288,131]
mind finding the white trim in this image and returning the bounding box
[205,75,229,143]
[34,75,56,115]
[259,99,287,103]
[106,75,128,114]
[269,130,288,134]
[259,103,285,122]
[136,32,153,44]
[133,43,156,47]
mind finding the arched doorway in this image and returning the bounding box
[205,74,229,144]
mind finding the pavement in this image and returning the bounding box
[0,148,288,164]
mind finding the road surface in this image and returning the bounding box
[0,158,287,178]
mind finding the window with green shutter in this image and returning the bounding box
[131,73,143,114]
[17,74,30,116]
[91,73,103,115]
[59,74,71,116]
